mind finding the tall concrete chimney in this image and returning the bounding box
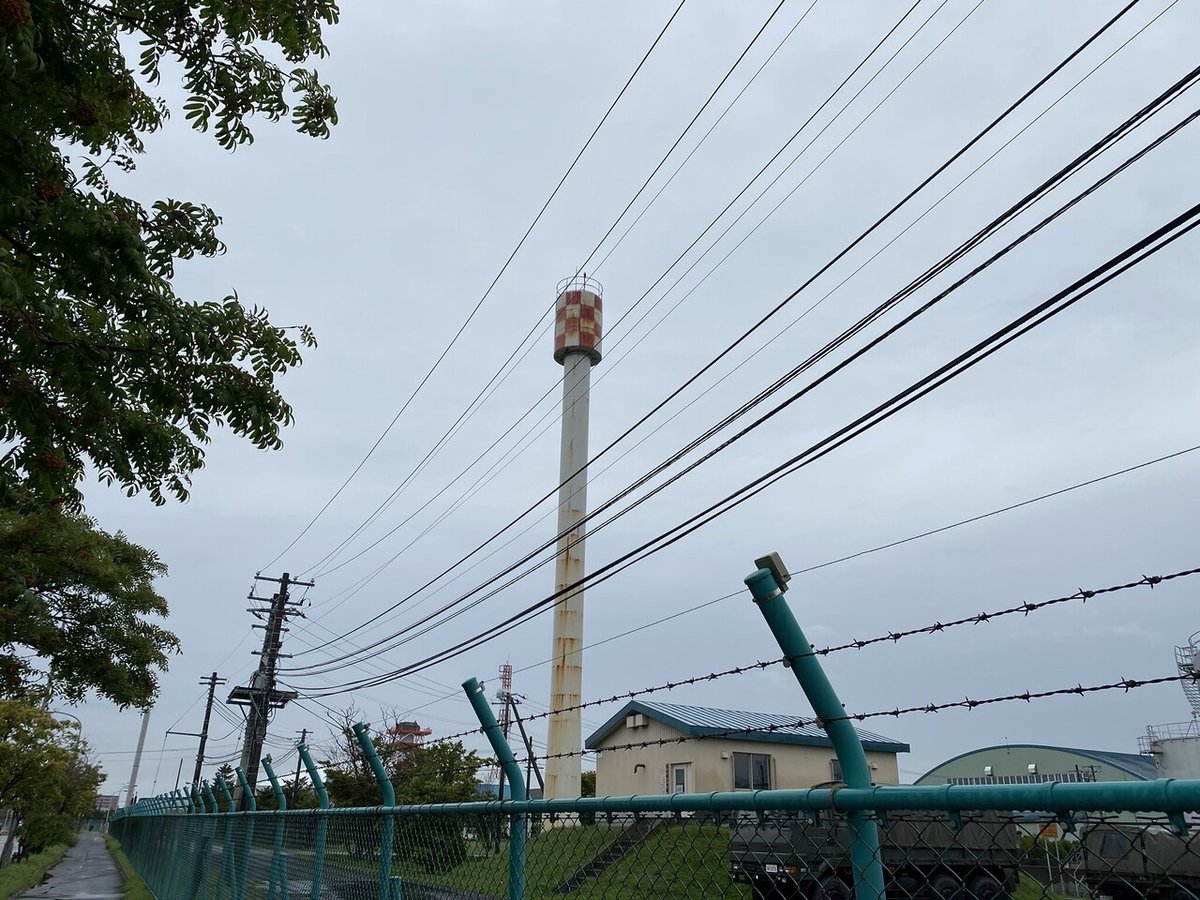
[545,275,603,800]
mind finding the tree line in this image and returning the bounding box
[3,0,340,861]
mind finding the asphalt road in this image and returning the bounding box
[14,831,123,899]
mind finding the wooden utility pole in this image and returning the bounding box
[229,572,311,809]
[169,672,227,788]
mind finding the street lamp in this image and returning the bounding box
[49,710,84,745]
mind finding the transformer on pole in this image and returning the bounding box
[545,275,602,800]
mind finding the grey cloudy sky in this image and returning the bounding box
[75,0,1199,797]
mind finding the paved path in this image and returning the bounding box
[15,831,123,899]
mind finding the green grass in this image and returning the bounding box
[383,823,621,897]
[294,825,1070,900]
[579,823,749,900]
[1012,872,1070,900]
[0,844,71,900]
[377,821,751,899]
[104,834,155,900]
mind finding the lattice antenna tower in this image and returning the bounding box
[486,662,515,785]
[1177,631,1200,720]
[498,663,514,739]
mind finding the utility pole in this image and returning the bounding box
[169,672,227,787]
[125,708,151,808]
[291,728,308,807]
[228,572,310,809]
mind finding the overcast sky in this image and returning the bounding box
[72,0,1199,798]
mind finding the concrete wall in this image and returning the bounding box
[593,719,901,796]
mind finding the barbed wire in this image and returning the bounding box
[514,672,1198,768]
[416,566,1198,747]
[317,667,1198,786]
[812,569,1192,656]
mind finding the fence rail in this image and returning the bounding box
[110,794,1200,900]
[110,559,1200,899]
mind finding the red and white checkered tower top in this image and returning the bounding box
[553,275,603,365]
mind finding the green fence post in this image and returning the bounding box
[183,780,204,899]
[215,776,239,899]
[200,780,218,900]
[216,775,236,813]
[236,767,258,900]
[352,722,400,900]
[298,743,329,900]
[261,755,289,900]
[168,792,186,892]
[464,676,526,900]
[745,554,887,900]
[165,791,186,899]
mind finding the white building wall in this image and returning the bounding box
[1153,736,1200,779]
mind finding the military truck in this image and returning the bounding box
[1076,823,1200,899]
[727,810,1019,899]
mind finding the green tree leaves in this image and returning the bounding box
[0,0,339,707]
[0,700,102,857]
[319,712,491,808]
[0,506,176,707]
[0,0,337,509]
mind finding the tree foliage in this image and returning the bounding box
[254,776,318,811]
[319,710,490,808]
[1,0,336,507]
[0,0,339,706]
[0,506,175,706]
[0,699,102,860]
[319,711,490,873]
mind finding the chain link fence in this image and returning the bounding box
[109,568,1200,898]
[110,798,1200,899]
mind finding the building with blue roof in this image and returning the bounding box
[585,700,910,797]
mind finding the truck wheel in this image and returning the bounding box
[890,874,922,898]
[928,873,963,899]
[967,873,1006,899]
[814,876,852,900]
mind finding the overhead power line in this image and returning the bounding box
[299,0,809,582]
[423,566,1200,746]
[306,0,1165,622]
[303,0,945,589]
[261,0,691,572]
[290,194,1200,694]
[288,2,1150,658]
[294,442,1195,725]
[589,0,825,275]
[796,445,1200,575]
[285,61,1194,679]
[576,0,798,273]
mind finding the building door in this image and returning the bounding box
[670,763,691,794]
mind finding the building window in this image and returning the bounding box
[949,772,1089,787]
[830,758,843,783]
[733,752,771,790]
